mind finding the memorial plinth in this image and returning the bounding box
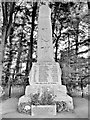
[18,3,74,116]
[29,62,61,85]
[31,105,56,116]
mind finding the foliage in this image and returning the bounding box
[39,90,55,105]
[56,101,69,112]
[30,89,55,105]
[31,93,40,105]
[18,102,31,114]
[0,1,89,97]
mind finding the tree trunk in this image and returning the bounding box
[68,33,70,57]
[30,2,37,66]
[55,33,61,62]
[52,9,56,35]
[8,82,12,98]
[75,21,80,82]
[0,27,7,82]
[5,27,14,84]
[55,40,58,62]
[81,79,84,98]
[0,2,15,83]
[87,2,90,9]
[75,25,79,56]
[15,32,23,80]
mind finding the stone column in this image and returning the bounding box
[37,4,54,62]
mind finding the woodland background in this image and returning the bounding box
[0,1,90,97]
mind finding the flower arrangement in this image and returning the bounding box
[56,101,69,112]
[18,102,31,114]
[31,93,40,105]
[30,89,55,105]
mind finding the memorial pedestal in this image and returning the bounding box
[29,62,62,85]
[18,62,74,115]
[31,105,56,116]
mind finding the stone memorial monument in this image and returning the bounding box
[18,1,73,116]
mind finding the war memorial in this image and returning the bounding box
[18,2,74,116]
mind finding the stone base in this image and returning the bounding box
[19,84,73,111]
[31,105,56,116]
[54,93,73,110]
[18,60,74,115]
[25,84,67,96]
[18,95,31,106]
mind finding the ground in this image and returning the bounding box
[0,86,89,119]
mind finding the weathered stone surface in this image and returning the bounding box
[29,62,61,85]
[25,84,67,97]
[54,85,67,94]
[54,93,73,110]
[39,63,58,83]
[37,5,54,62]
[31,105,56,116]
[25,85,41,96]
[18,95,31,106]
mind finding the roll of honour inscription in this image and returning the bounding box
[38,63,58,84]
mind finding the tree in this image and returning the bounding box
[51,2,75,62]
[58,2,89,94]
[0,2,15,82]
